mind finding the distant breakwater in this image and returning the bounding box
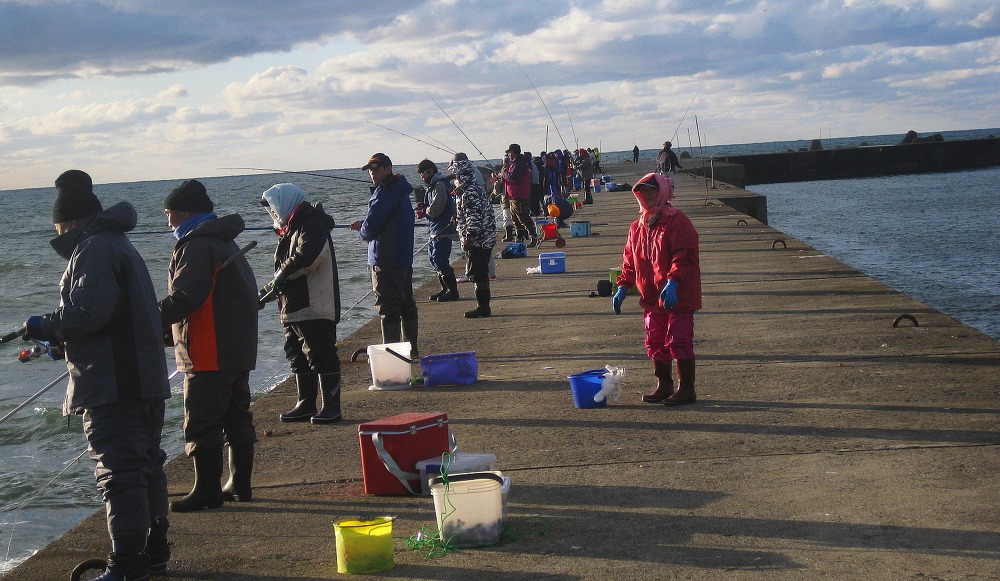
[719,137,1000,185]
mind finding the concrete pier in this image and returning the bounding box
[7,162,1000,580]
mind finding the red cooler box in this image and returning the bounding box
[358,412,451,495]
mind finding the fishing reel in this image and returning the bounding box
[17,340,64,362]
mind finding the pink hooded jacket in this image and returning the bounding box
[616,173,702,313]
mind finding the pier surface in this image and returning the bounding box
[8,162,1000,580]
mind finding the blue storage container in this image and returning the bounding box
[570,221,590,237]
[504,242,527,257]
[539,252,566,274]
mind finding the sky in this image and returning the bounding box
[1,0,997,190]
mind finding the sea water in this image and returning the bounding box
[2,131,999,571]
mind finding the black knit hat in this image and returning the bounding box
[52,170,102,224]
[164,179,213,213]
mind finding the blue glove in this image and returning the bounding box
[23,316,52,342]
[660,280,678,309]
[612,286,627,315]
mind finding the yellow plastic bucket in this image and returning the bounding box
[333,516,395,574]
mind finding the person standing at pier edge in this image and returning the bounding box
[416,159,460,302]
[260,183,343,424]
[612,172,701,406]
[448,152,497,318]
[633,145,640,164]
[351,153,420,354]
[22,169,171,580]
[158,180,258,512]
[657,141,683,176]
[575,148,595,204]
[497,144,537,246]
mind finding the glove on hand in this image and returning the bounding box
[660,279,678,309]
[43,341,65,361]
[23,316,53,343]
[612,286,627,315]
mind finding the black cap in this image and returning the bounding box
[362,152,392,171]
[52,170,102,223]
[416,159,436,174]
[505,143,521,154]
[164,179,213,213]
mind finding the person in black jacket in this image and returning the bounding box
[159,179,259,512]
[260,183,342,424]
[23,169,171,580]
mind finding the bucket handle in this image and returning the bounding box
[430,471,505,487]
[385,347,415,364]
[371,430,458,495]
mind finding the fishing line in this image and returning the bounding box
[510,58,570,153]
[426,94,492,166]
[415,128,460,157]
[218,167,370,184]
[366,121,457,156]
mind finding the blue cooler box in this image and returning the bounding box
[504,242,527,257]
[539,252,566,274]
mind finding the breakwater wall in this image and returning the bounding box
[721,137,1000,185]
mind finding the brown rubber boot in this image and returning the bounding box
[663,358,697,406]
[641,359,674,403]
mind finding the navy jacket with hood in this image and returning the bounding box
[359,173,416,268]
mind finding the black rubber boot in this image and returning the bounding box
[429,273,448,301]
[221,443,254,502]
[465,283,492,318]
[502,225,514,242]
[279,373,318,422]
[311,373,343,424]
[401,316,419,358]
[95,531,150,581]
[146,516,169,572]
[169,449,224,513]
[380,314,402,344]
[642,359,675,403]
[436,271,459,302]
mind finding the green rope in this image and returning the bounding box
[406,451,459,558]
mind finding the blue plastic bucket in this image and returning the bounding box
[567,369,607,409]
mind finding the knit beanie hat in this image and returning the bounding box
[52,170,103,223]
[164,179,214,213]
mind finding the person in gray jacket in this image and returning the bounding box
[260,183,342,424]
[23,169,171,581]
[158,179,259,512]
[416,159,460,302]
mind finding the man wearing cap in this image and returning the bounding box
[351,153,419,354]
[22,170,171,580]
[416,159,460,302]
[497,144,537,246]
[657,141,683,176]
[158,179,259,513]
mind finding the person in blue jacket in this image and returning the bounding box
[351,153,419,355]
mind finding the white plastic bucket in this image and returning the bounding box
[431,472,506,547]
[366,342,412,390]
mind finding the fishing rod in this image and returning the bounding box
[426,94,493,167]
[565,105,579,151]
[671,86,701,145]
[365,121,457,157]
[510,58,570,153]
[0,371,69,425]
[415,128,459,156]
[219,167,370,184]
[0,328,25,344]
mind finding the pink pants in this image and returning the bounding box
[644,310,695,362]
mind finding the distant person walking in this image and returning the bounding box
[633,145,640,164]
[612,173,702,406]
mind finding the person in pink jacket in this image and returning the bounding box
[613,173,702,405]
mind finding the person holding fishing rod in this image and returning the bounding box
[416,159,460,302]
[496,144,538,247]
[351,153,420,355]
[20,169,172,581]
[449,153,497,318]
[259,183,343,424]
[157,180,259,513]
